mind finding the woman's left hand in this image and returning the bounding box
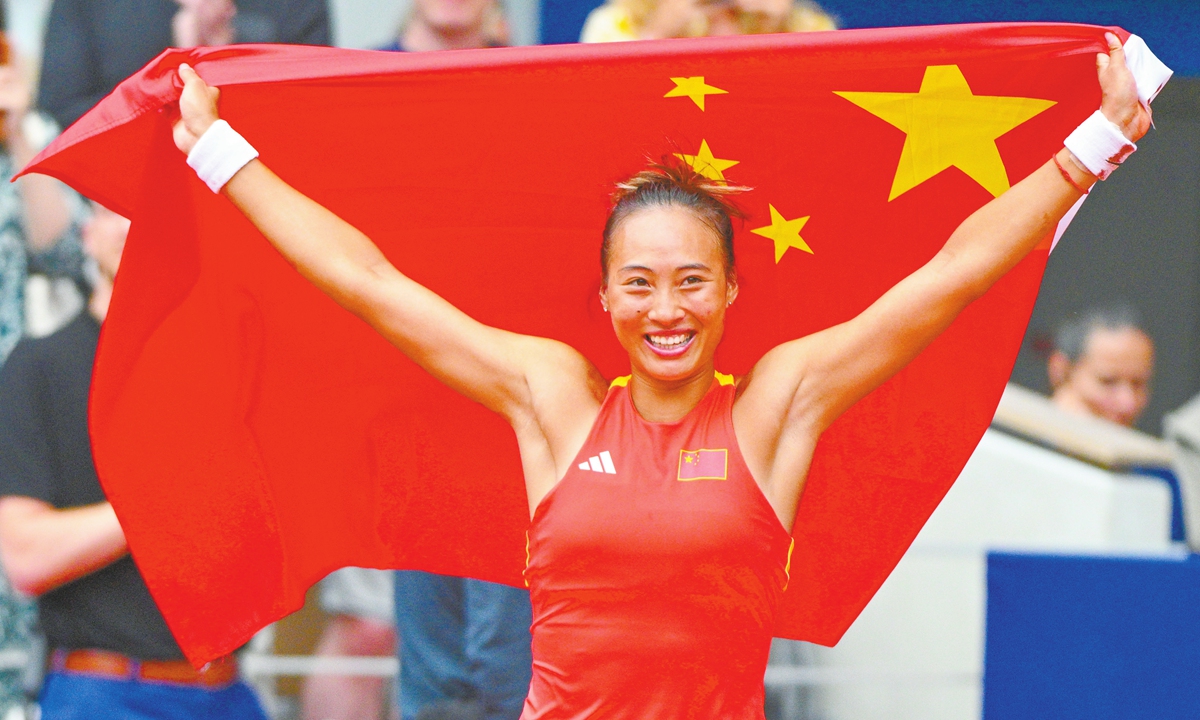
[173,63,221,155]
[1098,32,1151,142]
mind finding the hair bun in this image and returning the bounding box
[612,154,749,211]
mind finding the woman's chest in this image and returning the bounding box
[525,383,791,594]
[526,444,791,597]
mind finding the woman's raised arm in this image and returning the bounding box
[172,65,601,424]
[739,34,1150,462]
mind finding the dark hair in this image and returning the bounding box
[601,156,746,283]
[1054,303,1149,363]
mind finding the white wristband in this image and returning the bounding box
[186,120,259,193]
[1063,110,1136,181]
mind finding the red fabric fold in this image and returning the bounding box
[24,23,1119,665]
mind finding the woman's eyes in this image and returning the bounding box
[623,276,707,288]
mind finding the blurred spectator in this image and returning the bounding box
[1047,304,1155,428]
[699,0,836,36]
[301,568,397,720]
[0,35,84,367]
[0,19,85,717]
[377,0,508,51]
[37,0,331,130]
[0,204,269,720]
[580,0,835,42]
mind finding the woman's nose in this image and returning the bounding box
[646,287,684,324]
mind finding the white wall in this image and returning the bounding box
[799,429,1177,720]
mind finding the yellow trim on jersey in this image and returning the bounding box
[611,372,732,389]
[783,538,795,590]
[523,531,531,588]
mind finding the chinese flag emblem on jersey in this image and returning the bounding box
[678,449,729,481]
[25,23,1148,665]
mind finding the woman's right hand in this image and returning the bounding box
[173,63,221,155]
[1097,32,1150,143]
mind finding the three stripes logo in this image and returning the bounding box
[578,450,617,475]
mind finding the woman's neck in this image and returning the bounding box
[627,365,716,423]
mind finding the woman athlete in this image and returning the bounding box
[173,33,1148,719]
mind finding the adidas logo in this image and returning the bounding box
[578,451,616,474]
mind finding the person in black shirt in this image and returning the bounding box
[38,0,331,130]
[0,203,268,719]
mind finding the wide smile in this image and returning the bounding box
[644,331,696,357]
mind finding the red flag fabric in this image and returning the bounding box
[26,23,1121,665]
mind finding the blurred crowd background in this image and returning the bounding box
[0,1,1196,720]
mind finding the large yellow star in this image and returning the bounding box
[664,77,728,111]
[835,65,1056,200]
[751,205,812,262]
[675,140,739,181]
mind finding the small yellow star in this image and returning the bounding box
[835,65,1056,200]
[751,205,812,263]
[664,77,728,111]
[674,140,739,182]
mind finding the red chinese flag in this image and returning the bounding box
[26,24,1120,665]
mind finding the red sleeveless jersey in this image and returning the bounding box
[522,374,794,720]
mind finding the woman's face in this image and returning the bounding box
[602,205,737,385]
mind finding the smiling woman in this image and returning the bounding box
[169,31,1149,720]
[599,161,744,417]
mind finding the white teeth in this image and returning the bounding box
[648,333,692,349]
